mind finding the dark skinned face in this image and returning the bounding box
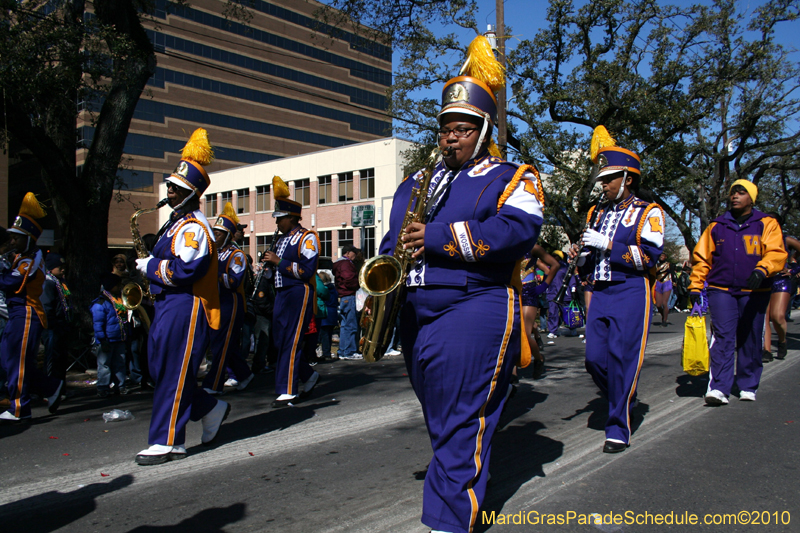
[729,186,753,215]
[167,182,192,208]
[439,113,485,169]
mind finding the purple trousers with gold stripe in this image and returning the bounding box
[401,283,517,533]
[707,289,770,395]
[585,277,652,444]
[273,284,314,396]
[148,293,217,446]
[203,292,252,392]
[1,306,60,419]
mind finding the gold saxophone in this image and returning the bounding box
[121,198,169,311]
[358,147,444,362]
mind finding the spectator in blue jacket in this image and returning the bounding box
[318,271,339,360]
[91,273,131,397]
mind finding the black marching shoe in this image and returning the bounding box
[762,349,774,363]
[777,341,788,360]
[602,440,629,454]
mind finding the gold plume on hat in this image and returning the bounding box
[220,202,239,225]
[19,192,46,219]
[272,175,291,200]
[459,35,505,94]
[180,128,215,166]
[590,126,616,164]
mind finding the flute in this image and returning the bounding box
[554,195,605,305]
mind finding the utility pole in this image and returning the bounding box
[496,0,506,159]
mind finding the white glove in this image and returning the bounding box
[576,250,590,266]
[582,228,610,251]
[135,256,154,275]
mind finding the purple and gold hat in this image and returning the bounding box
[215,202,239,235]
[9,192,46,241]
[271,175,302,218]
[590,126,642,180]
[439,75,498,125]
[167,128,214,195]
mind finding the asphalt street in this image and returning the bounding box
[1,310,798,533]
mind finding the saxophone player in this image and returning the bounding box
[381,37,543,533]
[133,129,229,465]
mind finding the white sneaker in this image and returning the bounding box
[578,334,585,339]
[201,400,231,444]
[704,389,729,405]
[739,391,756,401]
[203,387,223,396]
[135,444,187,465]
[236,373,254,391]
[339,353,363,360]
[0,411,28,422]
[547,340,555,345]
[224,378,239,388]
[385,348,402,356]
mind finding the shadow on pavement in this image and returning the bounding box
[127,503,246,532]
[475,420,564,533]
[675,373,709,397]
[0,474,134,532]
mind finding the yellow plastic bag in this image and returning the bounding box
[682,311,709,376]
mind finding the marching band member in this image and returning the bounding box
[689,180,786,404]
[134,129,229,464]
[381,36,543,533]
[0,193,64,422]
[570,126,664,453]
[202,202,255,394]
[762,212,800,362]
[262,176,320,408]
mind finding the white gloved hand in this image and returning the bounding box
[582,228,610,251]
[135,256,154,275]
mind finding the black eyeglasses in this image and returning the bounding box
[437,127,478,139]
[166,182,180,191]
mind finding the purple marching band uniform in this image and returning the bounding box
[689,184,786,401]
[0,193,63,422]
[203,206,254,393]
[145,209,222,446]
[382,157,543,531]
[578,131,664,450]
[272,224,319,397]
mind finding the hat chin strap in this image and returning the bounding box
[173,189,196,213]
[472,118,491,160]
[615,171,628,201]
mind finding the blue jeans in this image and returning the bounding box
[338,295,358,356]
[319,325,334,358]
[96,341,127,390]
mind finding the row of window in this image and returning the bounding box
[149,30,387,111]
[78,127,281,166]
[204,169,375,217]
[133,99,363,149]
[147,67,391,137]
[150,0,392,62]
[167,4,392,87]
[238,228,375,261]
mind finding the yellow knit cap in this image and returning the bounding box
[730,179,758,203]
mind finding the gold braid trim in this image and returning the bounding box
[636,203,665,247]
[496,164,544,212]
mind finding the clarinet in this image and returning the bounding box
[554,195,605,305]
[250,227,280,300]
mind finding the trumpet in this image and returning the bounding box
[121,198,168,310]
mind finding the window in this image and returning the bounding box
[318,175,332,205]
[319,230,332,258]
[338,229,353,255]
[221,190,233,208]
[338,172,353,202]
[205,194,217,218]
[237,188,249,214]
[240,236,250,259]
[295,179,310,206]
[256,234,271,260]
[359,168,375,200]
[256,185,271,212]
[117,169,154,193]
[362,227,375,259]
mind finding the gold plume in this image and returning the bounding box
[590,126,616,163]
[272,175,291,199]
[459,35,505,94]
[19,192,46,219]
[180,128,215,166]
[220,202,239,226]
